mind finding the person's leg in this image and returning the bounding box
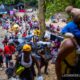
[40,58,48,74]
[5,55,8,68]
[44,61,48,74]
[5,55,12,68]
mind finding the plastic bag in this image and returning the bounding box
[16,66,25,75]
[36,76,43,80]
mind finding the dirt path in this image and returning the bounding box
[0,69,8,80]
[0,27,57,80]
[0,63,57,80]
[42,63,57,80]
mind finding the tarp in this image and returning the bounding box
[0,9,7,14]
[15,12,25,17]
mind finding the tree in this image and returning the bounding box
[38,0,46,38]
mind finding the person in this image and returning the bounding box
[61,14,80,43]
[61,6,80,38]
[33,27,41,37]
[4,43,14,68]
[15,44,41,80]
[37,41,51,74]
[65,6,80,17]
[38,48,49,74]
[55,32,80,80]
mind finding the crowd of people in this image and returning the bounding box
[0,6,62,80]
[1,4,80,80]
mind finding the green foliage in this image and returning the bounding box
[5,0,11,4]
[45,0,80,19]
[0,1,2,4]
[75,0,80,8]
[45,0,70,19]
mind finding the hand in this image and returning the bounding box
[42,55,46,60]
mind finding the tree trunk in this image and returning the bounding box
[38,0,46,39]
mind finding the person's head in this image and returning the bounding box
[65,6,73,14]
[22,44,32,56]
[8,42,15,47]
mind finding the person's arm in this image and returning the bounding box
[32,56,41,76]
[55,38,75,80]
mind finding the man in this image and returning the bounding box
[61,6,80,40]
[55,32,80,80]
[61,14,80,44]
[15,44,41,80]
[56,15,80,80]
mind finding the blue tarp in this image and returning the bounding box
[0,9,7,14]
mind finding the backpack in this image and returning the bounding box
[61,38,80,75]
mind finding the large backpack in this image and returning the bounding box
[61,38,80,79]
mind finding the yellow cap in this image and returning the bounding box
[22,44,31,52]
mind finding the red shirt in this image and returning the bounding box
[4,45,12,55]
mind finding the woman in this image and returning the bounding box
[15,44,41,80]
[55,33,80,80]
